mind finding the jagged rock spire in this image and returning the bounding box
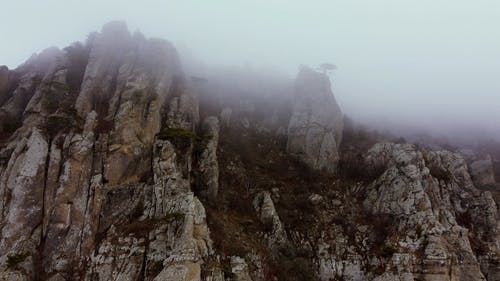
[287,66,343,172]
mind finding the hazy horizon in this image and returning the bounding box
[1,0,499,140]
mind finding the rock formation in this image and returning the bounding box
[362,143,499,281]
[198,117,220,203]
[287,66,343,173]
[0,21,210,281]
[0,22,498,281]
[470,155,497,187]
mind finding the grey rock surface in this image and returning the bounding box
[287,66,343,172]
[198,117,220,203]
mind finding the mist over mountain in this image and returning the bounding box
[1,1,499,141]
[0,2,499,281]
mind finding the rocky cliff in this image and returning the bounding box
[0,22,498,281]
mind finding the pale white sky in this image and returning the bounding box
[1,0,499,138]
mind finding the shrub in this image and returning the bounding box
[275,253,317,281]
[6,252,30,268]
[147,260,164,276]
[295,161,321,182]
[157,128,197,150]
[161,212,185,222]
[364,213,396,256]
[377,244,397,258]
[223,264,235,279]
[157,128,197,141]
[337,154,386,183]
[131,200,145,218]
[44,108,84,138]
[60,106,83,124]
[455,210,472,229]
[119,212,185,236]
[45,116,75,137]
[157,128,213,155]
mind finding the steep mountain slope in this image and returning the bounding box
[0,22,498,281]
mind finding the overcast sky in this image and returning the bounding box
[1,0,499,138]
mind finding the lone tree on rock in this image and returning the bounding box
[319,63,337,75]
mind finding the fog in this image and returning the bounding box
[1,0,499,140]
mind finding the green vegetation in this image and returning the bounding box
[157,128,197,141]
[377,244,397,258]
[119,212,185,236]
[46,116,76,136]
[361,213,397,259]
[60,106,83,123]
[222,264,235,279]
[157,128,196,150]
[275,246,318,281]
[6,252,30,268]
[44,107,84,137]
[157,128,212,154]
[161,212,185,222]
[337,152,386,183]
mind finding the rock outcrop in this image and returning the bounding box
[0,21,213,281]
[0,65,13,107]
[287,66,343,173]
[198,116,220,203]
[253,191,287,248]
[362,143,499,281]
[470,155,497,187]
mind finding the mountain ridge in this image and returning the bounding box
[0,22,498,281]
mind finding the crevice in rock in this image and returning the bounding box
[77,140,97,261]
[36,134,52,280]
[64,42,91,96]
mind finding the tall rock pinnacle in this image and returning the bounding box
[287,66,343,172]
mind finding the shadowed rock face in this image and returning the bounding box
[287,66,343,173]
[0,22,498,281]
[0,65,13,106]
[470,156,497,187]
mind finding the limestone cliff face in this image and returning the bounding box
[0,22,212,281]
[361,143,499,281]
[287,66,343,173]
[0,22,498,281]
